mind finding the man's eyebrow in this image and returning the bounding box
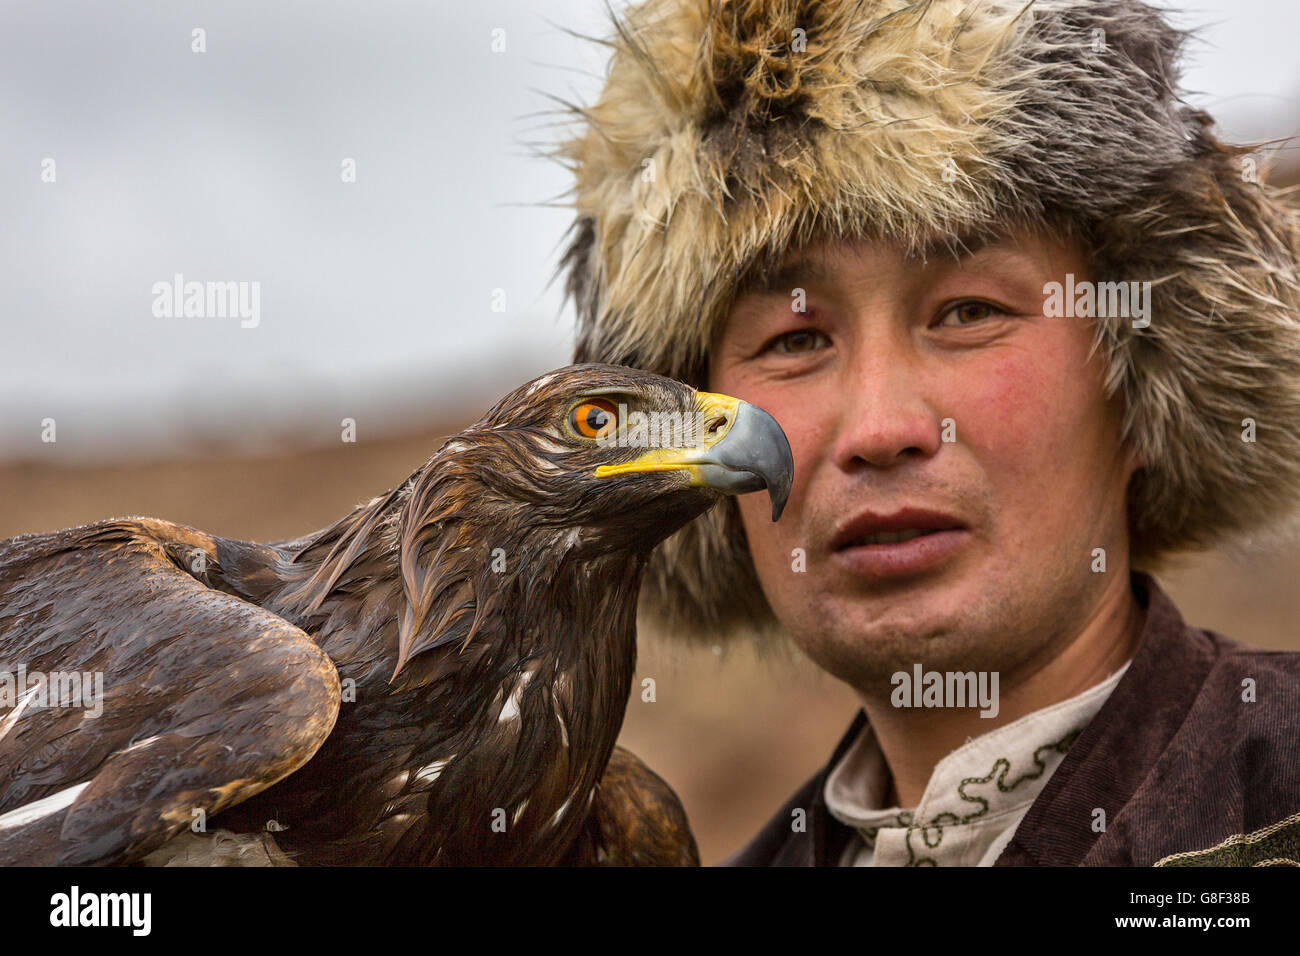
[742,231,1003,295]
[742,257,834,295]
[916,231,995,263]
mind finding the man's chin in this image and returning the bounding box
[788,577,995,683]
[819,593,964,645]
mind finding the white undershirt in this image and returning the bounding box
[823,661,1131,866]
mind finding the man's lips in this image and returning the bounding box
[829,508,968,579]
[830,507,965,549]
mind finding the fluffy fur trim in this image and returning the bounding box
[554,0,1300,644]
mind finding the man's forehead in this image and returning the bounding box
[780,229,1001,270]
[744,227,1059,294]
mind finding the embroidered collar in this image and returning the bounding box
[823,661,1131,866]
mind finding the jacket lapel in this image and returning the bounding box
[994,573,1215,865]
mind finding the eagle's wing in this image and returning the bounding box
[0,519,340,865]
[561,746,700,866]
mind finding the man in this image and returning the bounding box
[556,0,1300,865]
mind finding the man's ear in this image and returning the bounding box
[1120,435,1149,482]
[1104,385,1147,478]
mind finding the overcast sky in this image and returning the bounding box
[2,0,1297,461]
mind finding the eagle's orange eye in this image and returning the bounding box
[570,398,619,439]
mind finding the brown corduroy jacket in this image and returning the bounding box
[723,573,1300,867]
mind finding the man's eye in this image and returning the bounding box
[936,300,1001,327]
[766,329,829,354]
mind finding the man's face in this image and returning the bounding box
[708,229,1139,695]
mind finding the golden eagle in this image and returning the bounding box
[0,364,792,865]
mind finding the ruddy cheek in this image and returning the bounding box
[949,350,1067,482]
[972,345,1111,556]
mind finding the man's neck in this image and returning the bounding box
[863,571,1145,809]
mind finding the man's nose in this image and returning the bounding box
[830,341,942,471]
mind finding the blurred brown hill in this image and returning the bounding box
[4,423,1299,865]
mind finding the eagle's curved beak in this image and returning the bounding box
[593,392,794,521]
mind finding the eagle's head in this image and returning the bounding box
[384,363,792,679]
[430,363,792,556]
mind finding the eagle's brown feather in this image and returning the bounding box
[0,520,339,865]
[0,364,792,865]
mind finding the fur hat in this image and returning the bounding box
[553,0,1300,644]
